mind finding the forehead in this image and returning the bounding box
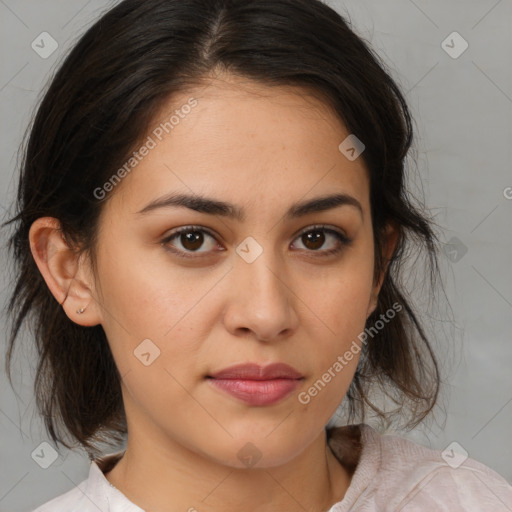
[103,75,370,219]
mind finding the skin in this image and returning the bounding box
[29,73,398,512]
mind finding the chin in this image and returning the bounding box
[203,431,314,470]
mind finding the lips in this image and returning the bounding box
[207,362,303,380]
[207,363,304,406]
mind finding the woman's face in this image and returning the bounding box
[89,75,386,468]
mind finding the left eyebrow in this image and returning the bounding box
[135,192,364,221]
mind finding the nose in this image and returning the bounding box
[221,248,299,343]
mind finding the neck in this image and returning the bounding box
[104,428,354,512]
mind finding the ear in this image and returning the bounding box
[28,217,102,327]
[366,221,400,318]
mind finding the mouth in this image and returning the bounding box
[206,362,304,406]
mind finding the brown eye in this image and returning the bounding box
[161,226,220,258]
[302,230,326,250]
[180,230,205,251]
[292,226,351,256]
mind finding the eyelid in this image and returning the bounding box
[294,223,348,240]
[168,224,217,238]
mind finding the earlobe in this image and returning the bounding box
[366,293,378,319]
[28,217,102,327]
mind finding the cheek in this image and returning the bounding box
[294,286,367,420]
[293,327,361,427]
[95,244,221,378]
[295,245,374,393]
[300,252,375,338]
[95,230,185,327]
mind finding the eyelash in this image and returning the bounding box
[160,224,352,260]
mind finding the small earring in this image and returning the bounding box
[76,306,86,314]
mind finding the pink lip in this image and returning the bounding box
[208,363,303,380]
[207,363,303,406]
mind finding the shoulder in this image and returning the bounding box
[30,452,125,512]
[30,474,103,512]
[372,426,512,510]
[328,424,512,511]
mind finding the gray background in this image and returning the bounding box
[0,0,511,510]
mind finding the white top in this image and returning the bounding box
[32,423,512,511]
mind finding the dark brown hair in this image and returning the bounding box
[2,0,447,457]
